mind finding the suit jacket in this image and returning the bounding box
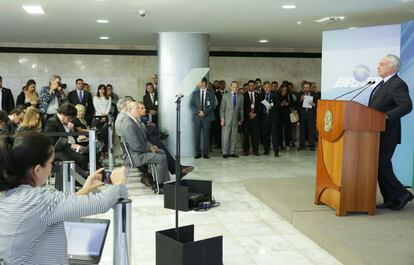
[143,92,158,112]
[120,115,153,166]
[44,115,72,150]
[215,90,227,120]
[1,87,15,114]
[368,74,412,144]
[261,92,281,121]
[297,91,318,114]
[243,90,262,121]
[220,92,244,126]
[190,89,215,123]
[67,90,94,123]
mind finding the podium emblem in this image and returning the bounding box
[324,110,333,132]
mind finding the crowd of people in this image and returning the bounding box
[191,77,321,158]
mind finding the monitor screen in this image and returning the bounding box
[64,221,108,258]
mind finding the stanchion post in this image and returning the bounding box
[62,161,75,194]
[89,129,97,173]
[113,199,132,265]
[108,115,114,171]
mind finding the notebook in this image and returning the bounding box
[64,218,110,265]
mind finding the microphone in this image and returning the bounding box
[333,81,374,100]
[350,80,376,101]
[174,93,184,103]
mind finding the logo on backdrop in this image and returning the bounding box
[332,64,379,89]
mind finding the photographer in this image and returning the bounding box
[0,132,127,265]
[39,75,68,121]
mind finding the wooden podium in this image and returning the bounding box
[314,100,385,216]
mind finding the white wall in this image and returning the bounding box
[0,52,321,103]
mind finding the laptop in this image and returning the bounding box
[64,218,110,265]
[54,137,68,152]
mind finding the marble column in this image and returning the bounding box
[158,33,209,157]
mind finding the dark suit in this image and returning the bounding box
[143,92,158,124]
[67,89,94,125]
[261,92,280,154]
[1,87,15,114]
[368,74,413,203]
[298,91,318,149]
[243,91,262,154]
[190,88,215,155]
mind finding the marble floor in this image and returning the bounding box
[94,147,343,265]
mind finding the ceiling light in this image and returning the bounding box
[96,19,109,23]
[314,16,345,24]
[348,27,358,30]
[22,5,45,14]
[258,39,269,43]
[297,21,302,25]
[99,36,110,40]
[282,4,296,9]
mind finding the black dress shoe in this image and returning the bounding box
[203,154,210,159]
[223,154,229,158]
[194,154,202,159]
[141,176,152,187]
[376,201,396,209]
[274,152,280,157]
[263,151,270,155]
[297,146,305,150]
[230,154,239,158]
[253,152,260,156]
[391,192,414,210]
[243,152,249,156]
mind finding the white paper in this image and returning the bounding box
[261,100,271,109]
[302,95,314,108]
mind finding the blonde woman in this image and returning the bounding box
[16,79,39,108]
[16,107,43,133]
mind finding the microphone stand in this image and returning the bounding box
[333,81,372,100]
[174,94,184,241]
[350,81,376,101]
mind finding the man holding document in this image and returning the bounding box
[298,81,318,151]
[260,81,280,156]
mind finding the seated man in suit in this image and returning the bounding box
[120,101,170,193]
[44,103,89,178]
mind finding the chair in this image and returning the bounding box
[120,141,160,194]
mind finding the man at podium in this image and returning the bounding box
[368,54,413,210]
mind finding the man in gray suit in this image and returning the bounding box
[190,77,216,159]
[220,81,244,158]
[120,101,170,191]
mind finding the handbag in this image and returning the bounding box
[290,109,299,123]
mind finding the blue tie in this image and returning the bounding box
[232,93,237,109]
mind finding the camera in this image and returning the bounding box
[58,82,67,89]
[138,9,146,17]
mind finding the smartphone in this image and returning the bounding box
[103,170,112,184]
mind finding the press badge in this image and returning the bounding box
[155,100,158,106]
[251,103,254,108]
[207,101,210,106]
[270,102,274,107]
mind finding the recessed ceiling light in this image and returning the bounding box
[22,5,45,14]
[297,21,302,25]
[282,4,296,9]
[314,16,345,24]
[99,36,110,40]
[258,39,269,43]
[96,19,109,23]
